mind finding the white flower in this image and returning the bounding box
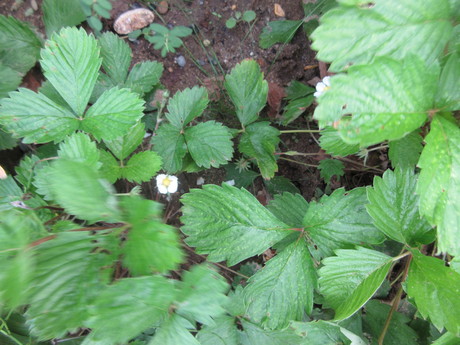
[156,174,178,194]
[314,76,331,98]
[0,165,6,180]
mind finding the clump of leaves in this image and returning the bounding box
[225,10,256,29]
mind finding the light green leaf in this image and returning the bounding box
[126,61,163,96]
[41,27,101,116]
[185,121,233,168]
[226,18,237,29]
[319,127,360,157]
[291,321,353,345]
[48,159,118,223]
[311,0,455,71]
[417,114,460,255]
[0,88,79,143]
[180,184,291,265]
[388,130,423,169]
[166,86,209,128]
[98,150,121,183]
[42,0,86,37]
[239,320,302,345]
[242,10,256,22]
[267,192,308,228]
[151,316,200,345]
[151,123,187,173]
[15,154,40,190]
[367,168,434,245]
[38,80,69,108]
[0,124,17,150]
[98,32,131,84]
[314,56,438,146]
[225,60,268,126]
[243,240,317,329]
[83,276,175,345]
[82,88,145,141]
[104,122,145,161]
[0,15,42,74]
[170,25,193,37]
[122,151,162,183]
[432,332,460,345]
[406,250,460,335]
[259,20,303,49]
[319,247,393,320]
[436,52,460,111]
[318,159,344,185]
[31,162,54,201]
[0,63,22,99]
[239,122,279,179]
[57,132,101,169]
[87,16,103,32]
[120,197,182,275]
[0,176,23,211]
[303,188,384,258]
[197,316,239,345]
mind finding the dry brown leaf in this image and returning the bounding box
[274,3,285,17]
[267,82,286,119]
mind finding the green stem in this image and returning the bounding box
[279,129,320,134]
[279,157,318,168]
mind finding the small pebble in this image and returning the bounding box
[203,39,211,47]
[167,23,174,30]
[197,59,206,66]
[157,1,169,14]
[113,8,155,35]
[168,67,174,73]
[197,177,205,185]
[224,180,235,186]
[176,55,186,67]
[30,0,38,11]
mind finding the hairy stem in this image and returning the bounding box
[279,129,320,134]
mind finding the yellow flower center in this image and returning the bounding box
[162,177,171,187]
[324,86,331,91]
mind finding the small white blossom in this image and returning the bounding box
[0,165,7,180]
[156,174,178,194]
[224,180,235,186]
[314,76,331,98]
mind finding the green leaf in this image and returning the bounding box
[436,52,460,111]
[319,247,393,320]
[0,88,79,143]
[57,132,101,170]
[15,154,40,190]
[0,63,22,99]
[151,124,187,173]
[41,27,101,116]
[318,159,345,185]
[432,332,460,345]
[406,250,460,335]
[82,88,145,141]
[26,232,116,339]
[226,18,237,29]
[48,159,118,223]
[180,184,291,265]
[285,81,315,101]
[42,0,86,37]
[120,197,182,275]
[267,193,308,228]
[225,60,268,126]
[0,15,42,74]
[242,10,256,22]
[98,150,121,183]
[281,96,314,125]
[223,163,259,188]
[367,168,434,246]
[259,20,303,49]
[417,114,460,255]
[170,25,193,37]
[151,316,200,345]
[185,121,233,168]
[239,122,279,179]
[0,176,23,211]
[303,188,384,258]
[362,300,419,345]
[290,321,353,345]
[388,130,423,169]
[197,316,239,345]
[83,276,175,345]
[243,241,317,329]
[104,121,145,161]
[87,16,103,32]
[239,320,302,345]
[122,150,162,183]
[0,124,17,150]
[311,0,455,72]
[166,86,209,128]
[264,176,300,195]
[314,56,438,146]
[126,61,163,96]
[319,127,360,157]
[93,3,110,18]
[98,32,131,84]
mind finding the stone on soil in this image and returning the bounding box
[113,8,155,35]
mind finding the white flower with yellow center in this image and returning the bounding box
[314,76,331,98]
[156,174,178,194]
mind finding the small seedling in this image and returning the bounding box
[80,0,113,34]
[226,10,256,29]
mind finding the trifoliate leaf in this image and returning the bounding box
[436,52,460,111]
[150,316,200,345]
[406,250,460,335]
[319,127,360,157]
[239,122,279,179]
[314,56,438,146]
[267,192,308,228]
[311,0,455,72]
[417,114,460,255]
[197,316,239,345]
[98,32,131,84]
[26,232,117,339]
[104,122,145,161]
[290,321,353,345]
[166,86,209,129]
[388,130,423,169]
[0,88,79,144]
[225,60,268,126]
[82,88,145,141]
[83,276,175,345]
[0,63,21,99]
[41,27,101,116]
[120,197,182,275]
[367,168,434,246]
[243,240,317,329]
[319,247,393,321]
[57,132,101,170]
[151,123,187,173]
[259,20,303,49]
[303,188,384,258]
[42,0,86,37]
[126,61,163,96]
[0,15,42,74]
[362,300,419,345]
[48,159,118,223]
[185,121,233,168]
[181,184,291,265]
[121,151,162,183]
[98,150,121,183]
[239,320,302,345]
[318,159,344,185]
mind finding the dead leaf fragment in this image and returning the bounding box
[267,82,286,119]
[274,3,285,17]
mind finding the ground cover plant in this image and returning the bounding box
[0,0,459,344]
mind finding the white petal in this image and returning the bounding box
[323,76,331,86]
[167,177,178,193]
[158,184,168,194]
[316,82,327,92]
[314,91,322,98]
[0,165,6,180]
